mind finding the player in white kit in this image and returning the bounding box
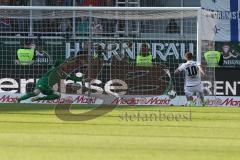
[175,52,205,106]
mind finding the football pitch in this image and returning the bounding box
[0,104,240,160]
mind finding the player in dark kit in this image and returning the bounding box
[17,58,82,103]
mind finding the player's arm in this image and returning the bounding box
[174,63,184,74]
[198,65,206,76]
[174,69,180,74]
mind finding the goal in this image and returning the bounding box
[0,6,203,106]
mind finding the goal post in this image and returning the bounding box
[0,6,205,106]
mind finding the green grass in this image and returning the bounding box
[0,104,240,160]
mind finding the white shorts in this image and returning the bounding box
[184,83,203,97]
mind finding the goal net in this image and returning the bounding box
[0,6,203,106]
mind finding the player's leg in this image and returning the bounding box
[31,92,61,101]
[195,84,205,106]
[184,86,195,106]
[31,85,61,101]
[17,89,40,103]
[196,92,205,106]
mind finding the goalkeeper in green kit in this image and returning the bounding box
[16,57,83,103]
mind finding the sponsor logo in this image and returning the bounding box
[111,97,171,105]
[66,42,194,61]
[1,93,240,107]
[74,96,97,104]
[36,95,97,104]
[221,98,240,106]
[0,53,171,96]
[0,95,18,103]
[205,98,222,106]
[202,81,240,96]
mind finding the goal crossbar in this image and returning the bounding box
[0,6,201,11]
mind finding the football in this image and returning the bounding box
[168,90,177,99]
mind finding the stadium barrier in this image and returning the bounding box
[0,92,239,107]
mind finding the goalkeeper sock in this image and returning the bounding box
[19,92,36,102]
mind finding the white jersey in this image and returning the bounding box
[178,60,201,87]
